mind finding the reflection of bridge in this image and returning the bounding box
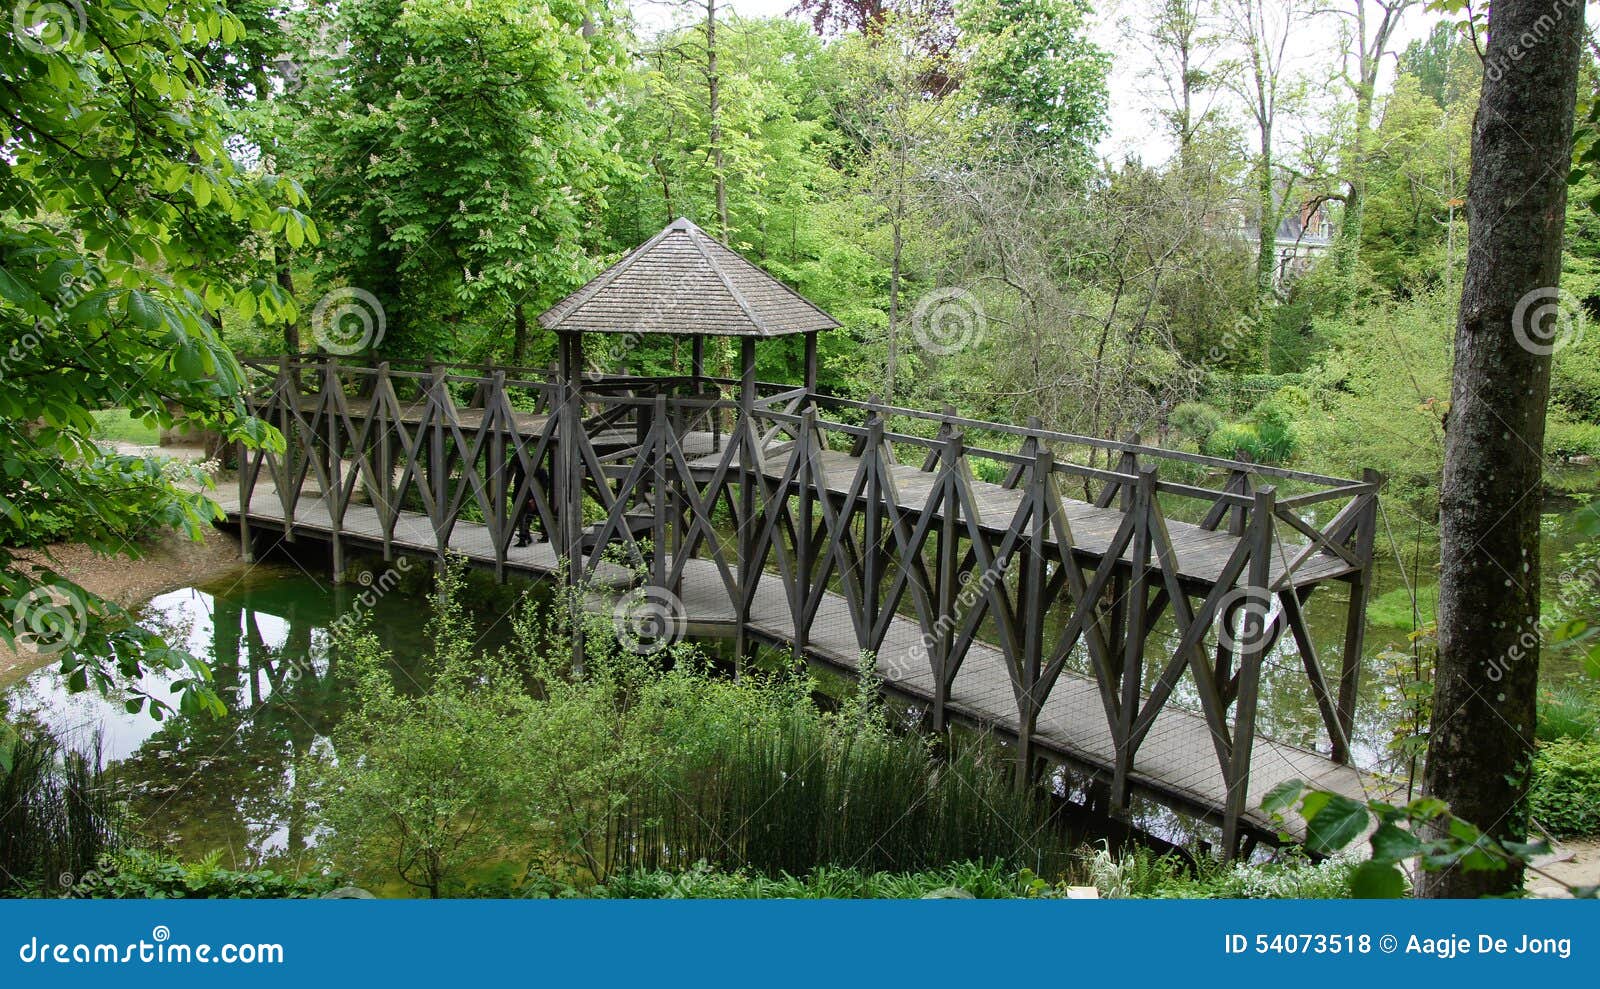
[218,220,1383,854]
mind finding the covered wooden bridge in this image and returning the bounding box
[221,218,1384,854]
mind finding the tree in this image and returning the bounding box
[1326,0,1417,310]
[1424,0,1586,898]
[958,0,1109,173]
[1,0,305,714]
[1131,0,1231,158]
[301,0,626,361]
[1220,0,1309,365]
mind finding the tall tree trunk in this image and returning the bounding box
[1422,0,1584,899]
[1254,150,1275,371]
[706,0,729,241]
[512,303,529,366]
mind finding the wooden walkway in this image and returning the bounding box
[217,486,1374,841]
[233,357,1385,852]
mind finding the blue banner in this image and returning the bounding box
[2,899,1595,986]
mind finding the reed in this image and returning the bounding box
[0,730,123,896]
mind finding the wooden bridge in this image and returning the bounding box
[218,220,1384,854]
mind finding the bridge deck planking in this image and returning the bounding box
[219,489,1374,841]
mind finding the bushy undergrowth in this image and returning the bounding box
[67,850,341,899]
[590,860,1044,899]
[1528,737,1600,838]
[311,561,1083,896]
[1088,845,1358,899]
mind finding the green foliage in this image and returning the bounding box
[3,0,296,714]
[588,860,1046,899]
[1528,737,1600,838]
[1263,780,1597,898]
[1368,584,1439,631]
[1168,401,1223,448]
[1086,844,1356,899]
[957,0,1109,172]
[0,729,123,897]
[1201,394,1300,464]
[312,565,1081,894]
[68,850,340,899]
[298,0,628,360]
[1537,682,1600,744]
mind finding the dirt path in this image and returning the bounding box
[2,525,248,688]
[1528,839,1600,898]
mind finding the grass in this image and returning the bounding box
[0,730,123,896]
[1538,681,1600,744]
[1367,583,1438,631]
[88,409,159,445]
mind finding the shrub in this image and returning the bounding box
[68,850,341,899]
[1169,401,1223,447]
[311,563,1084,893]
[590,860,1037,899]
[1528,737,1600,837]
[1544,415,1600,461]
[1088,845,1357,899]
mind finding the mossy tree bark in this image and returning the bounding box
[1423,0,1585,898]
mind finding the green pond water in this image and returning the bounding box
[4,495,1595,870]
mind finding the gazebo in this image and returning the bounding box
[538,216,839,414]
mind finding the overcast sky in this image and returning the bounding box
[626,0,1440,166]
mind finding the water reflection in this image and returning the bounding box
[4,559,523,872]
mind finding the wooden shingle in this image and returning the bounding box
[539,217,841,337]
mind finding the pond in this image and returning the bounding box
[3,493,1595,871]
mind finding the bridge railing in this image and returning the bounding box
[234,356,1380,853]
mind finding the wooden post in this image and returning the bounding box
[692,334,705,384]
[1112,467,1156,812]
[561,331,586,671]
[861,407,883,650]
[238,433,253,563]
[794,406,817,663]
[324,357,345,583]
[428,365,448,560]
[803,330,818,395]
[735,336,758,667]
[276,364,295,542]
[490,370,508,583]
[1334,468,1381,763]
[376,362,394,563]
[932,429,964,733]
[651,394,669,592]
[1224,485,1276,859]
[1017,448,1053,791]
